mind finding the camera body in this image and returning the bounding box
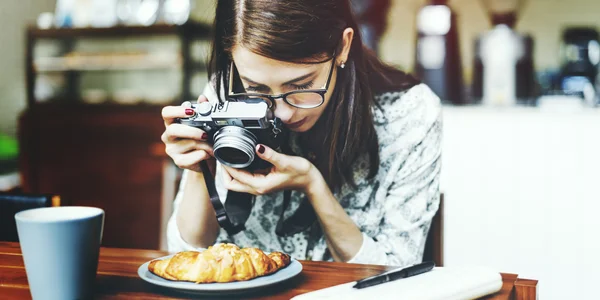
[179,99,286,171]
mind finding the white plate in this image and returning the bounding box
[137,254,303,295]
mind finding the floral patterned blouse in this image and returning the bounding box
[167,83,442,267]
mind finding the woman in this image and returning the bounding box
[161,0,442,266]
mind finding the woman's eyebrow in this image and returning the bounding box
[239,75,265,87]
[240,71,317,87]
[281,72,316,86]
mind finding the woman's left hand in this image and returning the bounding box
[221,144,318,195]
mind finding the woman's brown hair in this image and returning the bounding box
[208,0,419,192]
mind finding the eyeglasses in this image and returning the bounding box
[227,56,336,109]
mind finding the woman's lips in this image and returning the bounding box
[285,118,307,129]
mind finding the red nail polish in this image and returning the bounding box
[258,145,265,154]
[185,108,194,116]
[202,133,208,139]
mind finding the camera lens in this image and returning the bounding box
[216,148,249,165]
[213,126,258,168]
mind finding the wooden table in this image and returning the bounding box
[0,242,537,299]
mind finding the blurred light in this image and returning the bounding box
[417,5,451,36]
[589,40,600,66]
[37,12,54,29]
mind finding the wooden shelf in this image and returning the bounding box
[30,99,178,110]
[33,54,207,73]
[27,22,212,40]
[34,53,182,72]
[26,21,210,106]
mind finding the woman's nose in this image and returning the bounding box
[271,99,296,122]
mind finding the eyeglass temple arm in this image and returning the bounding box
[324,57,336,89]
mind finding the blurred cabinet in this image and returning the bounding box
[19,23,210,249]
[19,104,169,249]
[26,22,212,106]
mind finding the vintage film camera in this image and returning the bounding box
[179,99,286,171]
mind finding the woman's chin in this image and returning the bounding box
[289,127,308,133]
[289,122,313,132]
[286,118,313,132]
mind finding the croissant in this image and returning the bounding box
[148,243,292,283]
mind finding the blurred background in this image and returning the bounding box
[0,1,598,299]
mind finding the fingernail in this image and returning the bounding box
[202,133,208,139]
[185,108,194,116]
[258,145,265,154]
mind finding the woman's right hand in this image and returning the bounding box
[161,95,213,173]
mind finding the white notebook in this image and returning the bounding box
[291,266,503,300]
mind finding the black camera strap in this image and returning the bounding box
[275,191,318,236]
[199,161,250,236]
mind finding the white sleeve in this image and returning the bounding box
[166,170,202,253]
[347,108,442,266]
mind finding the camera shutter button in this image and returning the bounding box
[197,101,212,116]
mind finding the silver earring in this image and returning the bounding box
[340,62,346,69]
